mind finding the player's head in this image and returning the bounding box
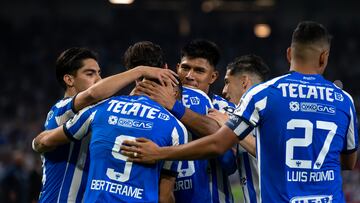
[124,41,166,70]
[223,54,270,104]
[177,39,220,94]
[56,47,101,93]
[124,41,182,99]
[287,21,332,74]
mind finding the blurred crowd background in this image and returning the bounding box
[0,0,359,202]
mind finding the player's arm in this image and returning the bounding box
[208,109,256,156]
[32,126,70,153]
[73,66,178,112]
[33,107,94,153]
[340,103,359,170]
[121,125,240,163]
[134,80,220,136]
[159,174,176,203]
[340,151,357,170]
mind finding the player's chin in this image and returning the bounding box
[183,84,198,89]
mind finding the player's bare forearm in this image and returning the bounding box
[159,174,176,203]
[340,151,358,170]
[180,108,221,136]
[32,126,70,153]
[74,66,178,112]
[238,135,256,157]
[121,126,238,162]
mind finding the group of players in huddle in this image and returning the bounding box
[32,21,358,203]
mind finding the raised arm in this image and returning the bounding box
[133,80,220,136]
[73,66,178,112]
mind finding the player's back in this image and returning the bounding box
[40,97,89,203]
[80,95,187,202]
[244,72,358,202]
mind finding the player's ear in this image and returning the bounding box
[63,74,74,88]
[319,50,329,68]
[209,70,219,85]
[286,47,292,64]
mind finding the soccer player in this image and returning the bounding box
[209,55,271,203]
[135,39,237,203]
[126,41,217,202]
[121,21,359,202]
[33,79,187,203]
[36,47,177,203]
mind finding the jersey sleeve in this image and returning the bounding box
[342,104,359,153]
[63,106,97,141]
[225,86,268,140]
[162,118,188,175]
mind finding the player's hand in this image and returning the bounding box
[120,138,161,164]
[133,80,176,110]
[139,66,178,87]
[207,108,229,126]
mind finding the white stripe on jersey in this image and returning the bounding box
[252,128,261,203]
[55,97,73,108]
[55,109,75,126]
[163,127,180,170]
[57,142,75,203]
[69,111,96,140]
[174,118,188,144]
[249,97,267,125]
[67,135,91,202]
[256,128,262,203]
[347,107,356,150]
[235,75,289,123]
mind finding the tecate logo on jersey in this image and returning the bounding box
[108,115,153,130]
[289,102,336,115]
[290,195,332,203]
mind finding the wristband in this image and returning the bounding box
[170,100,186,119]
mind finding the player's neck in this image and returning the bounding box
[289,62,322,75]
[64,88,77,98]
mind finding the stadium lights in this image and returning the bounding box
[254,23,271,38]
[109,0,134,4]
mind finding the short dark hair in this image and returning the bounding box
[227,54,270,82]
[124,41,165,70]
[181,39,220,68]
[292,21,332,47]
[55,47,98,89]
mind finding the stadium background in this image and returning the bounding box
[0,0,359,202]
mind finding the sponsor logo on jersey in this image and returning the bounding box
[158,112,170,121]
[334,92,344,101]
[289,102,336,115]
[108,116,153,130]
[190,97,200,105]
[290,195,332,203]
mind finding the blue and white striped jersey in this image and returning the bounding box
[209,93,237,203]
[237,133,259,203]
[40,97,90,203]
[226,72,359,202]
[64,95,187,203]
[174,86,213,203]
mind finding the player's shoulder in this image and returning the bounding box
[244,73,289,99]
[183,86,210,98]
